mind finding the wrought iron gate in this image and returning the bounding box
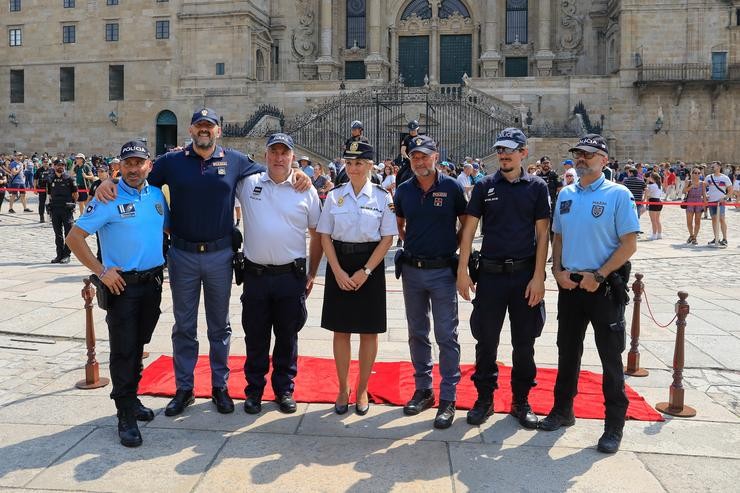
[284,84,518,165]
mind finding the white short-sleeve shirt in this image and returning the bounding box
[316,181,397,242]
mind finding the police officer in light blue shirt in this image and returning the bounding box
[66,140,169,448]
[539,134,639,455]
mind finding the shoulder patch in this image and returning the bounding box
[84,203,96,215]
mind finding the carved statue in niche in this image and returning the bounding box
[291,0,317,61]
[558,0,584,53]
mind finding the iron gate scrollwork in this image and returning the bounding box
[283,85,518,164]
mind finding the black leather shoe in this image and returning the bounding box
[134,399,155,422]
[466,398,494,425]
[59,256,70,264]
[164,389,194,417]
[597,426,623,454]
[276,393,297,414]
[50,257,61,264]
[538,409,576,431]
[403,389,435,416]
[243,395,262,414]
[510,400,538,429]
[117,409,142,447]
[212,387,235,414]
[434,400,456,429]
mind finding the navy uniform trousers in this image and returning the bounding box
[106,276,162,411]
[50,206,74,259]
[553,285,628,427]
[470,269,545,399]
[241,270,308,398]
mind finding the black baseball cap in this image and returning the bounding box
[191,108,220,125]
[343,140,374,160]
[569,134,609,155]
[494,128,527,149]
[119,140,150,160]
[407,135,437,155]
[266,133,295,150]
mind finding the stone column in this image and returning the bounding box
[390,25,399,82]
[316,0,339,80]
[365,0,389,80]
[535,0,555,76]
[480,0,501,77]
[429,20,439,85]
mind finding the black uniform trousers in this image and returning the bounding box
[553,285,628,428]
[50,206,74,259]
[241,270,307,398]
[470,269,545,399]
[105,278,162,411]
[38,192,47,221]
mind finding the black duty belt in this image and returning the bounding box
[333,240,379,255]
[244,259,299,276]
[171,234,231,254]
[403,256,453,269]
[120,265,164,284]
[479,257,535,274]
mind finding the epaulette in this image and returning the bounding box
[329,182,347,192]
[374,183,390,194]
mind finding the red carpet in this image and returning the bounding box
[139,355,663,421]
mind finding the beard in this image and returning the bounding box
[576,166,596,178]
[193,133,214,149]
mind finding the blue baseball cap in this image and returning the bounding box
[407,135,437,155]
[562,159,574,166]
[191,108,220,125]
[494,127,527,149]
[119,140,150,160]
[266,133,295,150]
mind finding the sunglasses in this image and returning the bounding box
[691,171,701,174]
[571,150,605,159]
[495,147,522,155]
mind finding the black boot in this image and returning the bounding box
[403,389,435,416]
[466,396,494,425]
[597,425,623,454]
[117,408,142,447]
[510,398,538,429]
[134,398,155,422]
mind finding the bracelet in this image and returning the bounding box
[99,267,108,278]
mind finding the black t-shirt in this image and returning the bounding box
[401,134,419,154]
[537,169,560,203]
[88,179,103,199]
[47,172,77,207]
[35,167,52,188]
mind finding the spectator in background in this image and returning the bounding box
[663,165,677,200]
[7,159,32,213]
[705,161,733,247]
[683,167,707,246]
[645,172,663,240]
[622,166,646,223]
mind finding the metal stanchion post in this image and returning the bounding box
[75,278,110,390]
[656,291,696,417]
[625,273,649,377]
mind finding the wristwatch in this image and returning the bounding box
[593,271,606,283]
[362,266,372,276]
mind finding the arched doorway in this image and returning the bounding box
[155,110,178,156]
[395,0,475,86]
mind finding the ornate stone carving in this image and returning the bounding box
[398,13,432,34]
[291,0,317,61]
[438,11,472,31]
[558,0,584,53]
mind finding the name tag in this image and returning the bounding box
[118,203,136,218]
[212,161,228,167]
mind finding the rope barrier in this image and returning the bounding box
[641,287,678,328]
[0,187,90,193]
[634,200,732,206]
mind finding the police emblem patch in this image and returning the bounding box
[591,204,604,218]
[560,200,572,214]
[85,203,96,215]
[388,202,395,212]
[349,142,359,152]
[415,138,423,145]
[434,197,443,207]
[201,109,208,116]
[337,196,344,207]
[117,203,136,218]
[155,203,164,215]
[253,186,262,195]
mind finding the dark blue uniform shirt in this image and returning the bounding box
[394,171,467,258]
[148,144,265,242]
[466,169,550,260]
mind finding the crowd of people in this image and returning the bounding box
[1,112,736,456]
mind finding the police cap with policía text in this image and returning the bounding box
[119,140,150,160]
[494,128,527,149]
[569,134,609,155]
[266,133,295,150]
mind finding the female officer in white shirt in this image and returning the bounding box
[316,141,397,416]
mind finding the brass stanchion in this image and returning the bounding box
[655,291,696,417]
[75,278,110,390]
[625,273,649,377]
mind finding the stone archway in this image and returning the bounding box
[155,110,178,157]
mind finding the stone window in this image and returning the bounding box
[271,42,280,81]
[63,0,75,8]
[62,25,75,44]
[9,28,21,47]
[216,62,225,76]
[109,65,123,100]
[256,51,265,81]
[736,9,739,26]
[344,60,366,80]
[105,23,119,42]
[346,0,366,49]
[401,0,431,20]
[107,0,118,5]
[60,66,74,102]
[439,0,469,19]
[10,0,21,12]
[10,69,24,104]
[155,20,169,39]
[505,56,528,77]
[506,0,528,44]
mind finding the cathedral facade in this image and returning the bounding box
[1,0,738,162]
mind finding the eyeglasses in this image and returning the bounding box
[691,171,701,174]
[571,150,605,159]
[495,147,522,155]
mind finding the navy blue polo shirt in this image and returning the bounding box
[148,145,265,242]
[394,171,467,258]
[466,169,550,260]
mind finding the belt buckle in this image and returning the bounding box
[503,259,514,273]
[197,243,207,253]
[416,260,423,268]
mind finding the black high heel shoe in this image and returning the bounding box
[335,390,350,415]
[355,392,370,416]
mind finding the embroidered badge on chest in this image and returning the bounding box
[560,200,572,214]
[591,203,604,218]
[155,203,164,215]
[434,197,443,207]
[118,203,136,218]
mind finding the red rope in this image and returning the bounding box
[641,287,677,328]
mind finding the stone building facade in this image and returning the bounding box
[1,0,738,163]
